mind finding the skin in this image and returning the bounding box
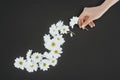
[78,0,119,29]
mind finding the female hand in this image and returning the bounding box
[78,6,106,29]
[78,0,119,29]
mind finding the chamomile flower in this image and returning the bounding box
[39,59,50,71]
[31,52,43,63]
[14,57,26,70]
[69,21,74,28]
[69,16,78,28]
[44,38,60,50]
[25,61,38,72]
[60,25,70,34]
[49,58,58,66]
[43,34,51,43]
[43,51,53,59]
[26,49,32,61]
[56,20,64,30]
[49,24,59,36]
[53,34,65,45]
[50,47,62,59]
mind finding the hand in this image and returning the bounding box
[78,0,119,29]
[78,6,105,29]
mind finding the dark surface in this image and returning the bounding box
[1,0,120,80]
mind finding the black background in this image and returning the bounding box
[1,0,120,80]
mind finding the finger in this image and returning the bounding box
[88,22,93,28]
[89,21,95,28]
[83,16,89,27]
[78,14,85,28]
[84,16,94,28]
[78,19,83,28]
[81,17,92,29]
[80,19,83,28]
[90,21,95,27]
[79,16,88,28]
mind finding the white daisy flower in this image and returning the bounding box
[49,58,58,67]
[50,47,62,59]
[43,34,51,43]
[25,61,38,72]
[14,57,26,70]
[44,38,60,50]
[43,51,53,59]
[69,16,78,28]
[50,52,61,59]
[49,24,59,36]
[56,20,63,27]
[31,52,43,63]
[39,59,50,71]
[69,21,75,28]
[53,34,65,45]
[26,49,32,61]
[56,20,64,30]
[60,25,70,34]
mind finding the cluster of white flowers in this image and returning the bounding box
[14,16,79,72]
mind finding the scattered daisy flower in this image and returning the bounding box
[56,20,64,30]
[69,16,78,28]
[60,25,70,34]
[43,34,51,43]
[31,52,43,63]
[51,52,61,59]
[26,49,32,61]
[56,20,63,27]
[49,58,58,66]
[39,59,50,71]
[44,38,60,50]
[50,47,62,59]
[69,21,75,28]
[49,24,59,36]
[14,57,26,70]
[25,61,38,72]
[53,34,65,45]
[43,51,53,59]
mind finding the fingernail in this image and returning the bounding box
[81,26,84,29]
[82,27,85,30]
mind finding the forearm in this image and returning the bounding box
[100,0,119,11]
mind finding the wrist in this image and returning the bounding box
[98,0,119,14]
[100,0,119,10]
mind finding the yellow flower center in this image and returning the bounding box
[57,37,60,40]
[36,55,39,59]
[30,64,34,68]
[43,63,46,67]
[51,42,56,47]
[52,60,55,63]
[19,61,23,65]
[54,50,58,54]
[63,28,66,31]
